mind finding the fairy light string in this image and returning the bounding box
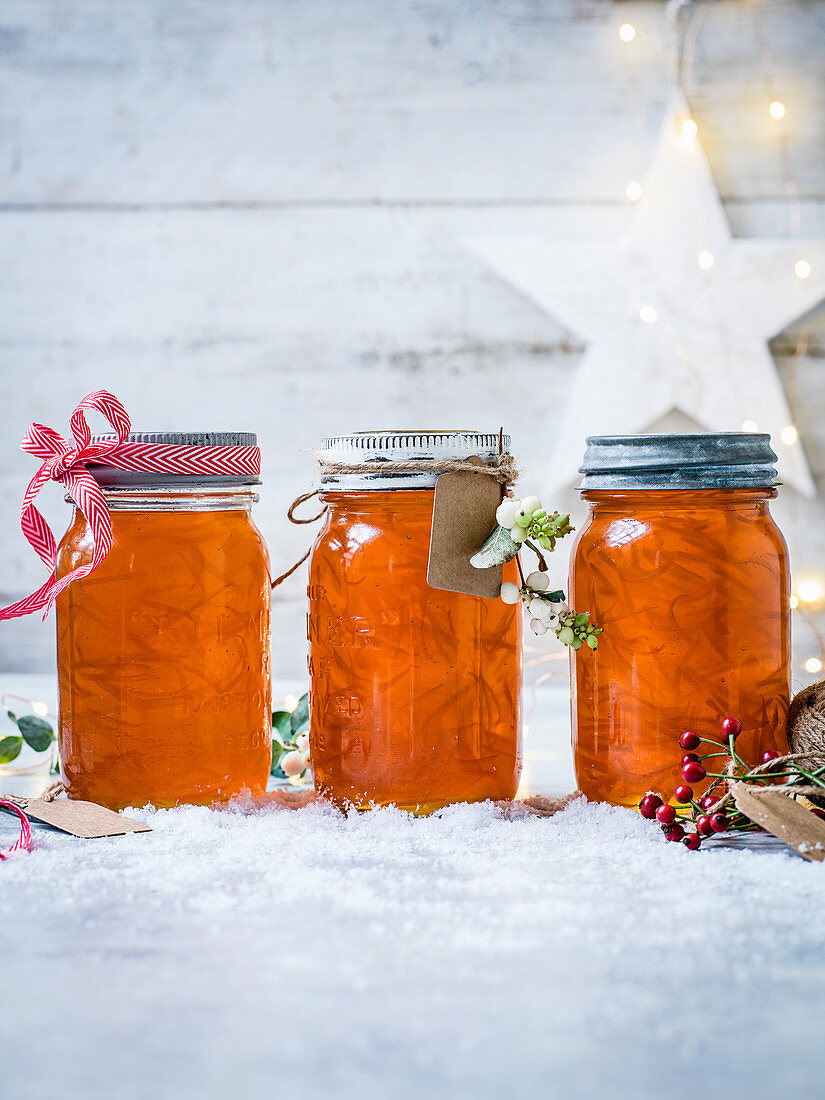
[616,0,823,678]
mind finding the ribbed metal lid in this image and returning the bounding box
[87,431,260,489]
[320,430,510,490]
[578,433,778,490]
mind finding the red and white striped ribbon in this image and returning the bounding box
[0,800,32,859]
[0,391,261,621]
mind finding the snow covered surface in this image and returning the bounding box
[2,677,825,1099]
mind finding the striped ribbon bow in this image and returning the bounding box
[0,391,261,621]
[0,800,32,860]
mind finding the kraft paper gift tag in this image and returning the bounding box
[1,795,151,839]
[427,456,504,599]
[732,782,825,861]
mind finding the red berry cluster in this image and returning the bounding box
[638,717,785,850]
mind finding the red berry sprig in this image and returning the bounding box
[637,715,822,851]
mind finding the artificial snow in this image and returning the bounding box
[2,677,824,1098]
[2,795,825,1100]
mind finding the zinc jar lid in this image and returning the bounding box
[578,433,778,490]
[319,431,511,490]
[87,432,261,489]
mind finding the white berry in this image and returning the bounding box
[496,499,520,528]
[530,618,549,636]
[521,494,542,514]
[525,571,550,592]
[296,733,309,753]
[500,582,521,604]
[528,597,553,621]
[510,526,528,543]
[281,750,306,777]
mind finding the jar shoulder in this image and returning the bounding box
[56,509,270,580]
[573,504,788,562]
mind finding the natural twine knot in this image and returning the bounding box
[271,452,518,589]
[314,451,519,486]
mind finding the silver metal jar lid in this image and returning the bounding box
[319,431,511,491]
[578,433,778,490]
[87,432,261,489]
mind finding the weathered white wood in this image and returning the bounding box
[1,0,822,203]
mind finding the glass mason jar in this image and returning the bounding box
[308,431,522,812]
[55,432,272,810]
[569,434,790,807]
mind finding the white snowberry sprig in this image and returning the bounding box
[471,494,602,650]
[272,693,313,783]
[500,571,602,649]
[494,495,574,551]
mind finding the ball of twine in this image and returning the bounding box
[787,679,825,804]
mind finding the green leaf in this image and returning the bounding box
[0,735,23,764]
[547,589,566,603]
[16,714,55,752]
[272,710,292,746]
[290,693,310,735]
[470,525,521,569]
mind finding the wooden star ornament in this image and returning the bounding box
[469,104,825,497]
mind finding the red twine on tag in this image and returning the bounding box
[0,800,32,859]
[0,391,261,621]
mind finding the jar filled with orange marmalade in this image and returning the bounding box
[308,432,522,812]
[55,432,272,810]
[569,434,790,807]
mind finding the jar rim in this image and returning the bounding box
[70,486,260,512]
[319,430,511,491]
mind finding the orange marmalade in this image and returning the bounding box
[569,435,790,807]
[55,434,271,810]
[308,433,522,812]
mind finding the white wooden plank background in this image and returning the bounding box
[1,0,825,684]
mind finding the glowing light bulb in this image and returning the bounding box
[769,100,786,121]
[806,657,823,674]
[626,180,642,202]
[781,425,798,445]
[619,22,636,42]
[795,259,812,279]
[31,700,49,717]
[697,250,714,270]
[798,580,823,604]
[741,420,759,432]
[639,305,658,324]
[283,693,300,713]
[682,118,699,138]
[790,594,799,610]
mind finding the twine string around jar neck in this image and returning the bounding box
[271,451,519,590]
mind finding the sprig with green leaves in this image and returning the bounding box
[271,693,312,782]
[470,494,602,650]
[0,704,56,765]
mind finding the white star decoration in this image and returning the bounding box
[469,104,825,497]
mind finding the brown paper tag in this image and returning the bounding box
[732,782,825,861]
[427,456,504,599]
[6,797,152,839]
